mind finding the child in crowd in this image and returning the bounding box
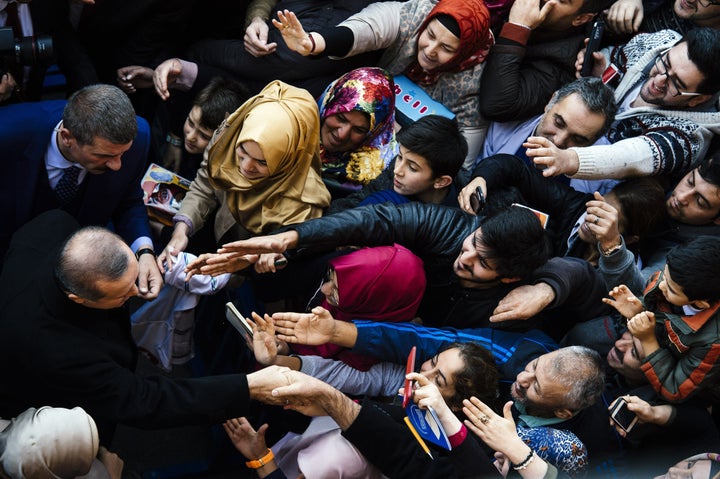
[328,115,467,213]
[165,76,249,180]
[605,236,720,403]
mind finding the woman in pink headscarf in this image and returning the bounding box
[292,243,426,370]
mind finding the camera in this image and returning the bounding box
[0,26,53,72]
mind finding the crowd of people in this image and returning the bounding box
[1,0,720,477]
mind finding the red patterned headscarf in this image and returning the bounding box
[406,0,494,85]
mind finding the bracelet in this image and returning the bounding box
[511,22,532,30]
[600,239,623,256]
[135,248,155,260]
[307,32,316,53]
[511,450,535,471]
[166,134,183,147]
[245,448,274,469]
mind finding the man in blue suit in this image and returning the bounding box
[0,84,162,299]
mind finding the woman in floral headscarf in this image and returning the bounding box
[158,80,330,269]
[275,0,494,171]
[317,67,396,191]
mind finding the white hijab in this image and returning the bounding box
[0,407,99,479]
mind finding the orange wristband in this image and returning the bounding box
[245,448,274,469]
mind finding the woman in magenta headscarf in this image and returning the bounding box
[293,243,426,370]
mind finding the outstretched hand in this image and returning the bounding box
[271,10,314,55]
[603,284,643,318]
[249,312,278,366]
[272,306,337,345]
[223,417,271,461]
[184,252,258,279]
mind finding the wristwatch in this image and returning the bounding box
[136,248,155,260]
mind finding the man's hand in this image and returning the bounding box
[247,365,294,403]
[137,253,163,300]
[249,312,278,366]
[608,395,672,438]
[116,65,154,94]
[272,306,338,346]
[604,0,644,35]
[153,58,183,100]
[508,0,557,30]
[245,16,277,57]
[254,253,288,274]
[218,231,298,256]
[269,370,361,426]
[574,39,607,79]
[490,283,555,322]
[603,284,644,318]
[524,136,580,177]
[457,176,488,215]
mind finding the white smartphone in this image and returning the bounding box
[225,302,253,344]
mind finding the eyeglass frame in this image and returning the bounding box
[653,48,704,98]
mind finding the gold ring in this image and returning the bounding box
[480,415,490,424]
[284,24,290,29]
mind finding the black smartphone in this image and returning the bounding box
[609,398,638,433]
[581,18,605,77]
[469,186,486,214]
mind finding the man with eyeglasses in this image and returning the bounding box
[529,28,720,181]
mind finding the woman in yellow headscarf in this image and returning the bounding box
[157,80,330,269]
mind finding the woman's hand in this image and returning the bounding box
[271,10,314,56]
[584,191,623,251]
[157,223,189,272]
[403,372,462,435]
[457,177,487,215]
[249,312,278,366]
[116,65,154,94]
[184,252,258,279]
[464,399,521,454]
[603,284,644,319]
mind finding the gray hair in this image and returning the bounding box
[54,227,131,301]
[548,77,618,140]
[62,84,137,145]
[549,346,605,412]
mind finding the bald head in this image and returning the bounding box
[55,227,134,302]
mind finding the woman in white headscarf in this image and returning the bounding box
[0,406,120,479]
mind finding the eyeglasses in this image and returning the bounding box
[697,0,720,8]
[305,268,339,310]
[653,48,703,97]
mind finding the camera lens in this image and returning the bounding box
[14,34,54,66]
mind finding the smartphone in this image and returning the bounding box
[225,302,254,344]
[609,398,638,433]
[469,187,486,214]
[581,18,604,77]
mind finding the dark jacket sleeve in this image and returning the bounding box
[292,202,479,260]
[342,400,499,479]
[478,23,583,122]
[471,154,587,240]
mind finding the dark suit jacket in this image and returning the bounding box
[0,211,252,441]
[0,99,152,258]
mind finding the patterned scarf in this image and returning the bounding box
[318,67,396,184]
